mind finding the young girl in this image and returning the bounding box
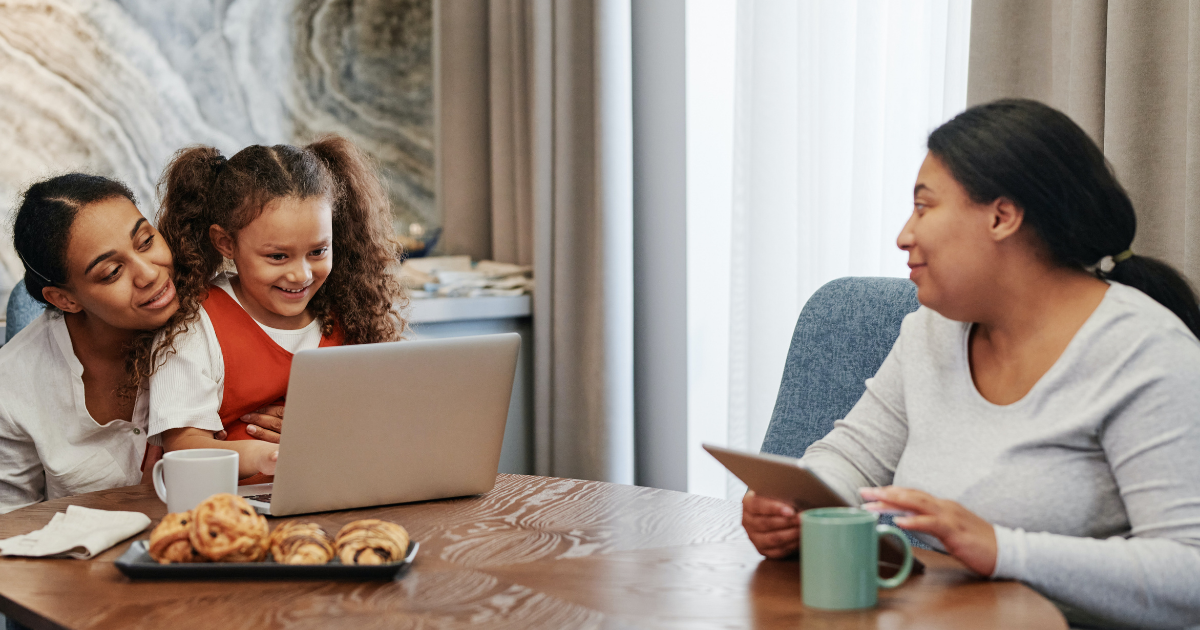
[148,136,405,481]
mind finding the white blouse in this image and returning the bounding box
[0,312,149,514]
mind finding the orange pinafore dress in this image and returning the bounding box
[203,287,345,485]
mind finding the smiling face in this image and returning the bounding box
[212,195,333,330]
[46,196,179,330]
[896,153,1013,321]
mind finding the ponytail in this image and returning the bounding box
[928,99,1200,339]
[1106,254,1200,338]
[147,146,229,376]
[305,135,406,343]
[157,146,228,322]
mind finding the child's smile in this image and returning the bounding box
[275,284,310,298]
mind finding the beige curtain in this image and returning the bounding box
[968,0,1200,283]
[489,0,536,265]
[436,0,493,260]
[439,0,635,483]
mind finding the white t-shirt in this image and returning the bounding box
[0,312,150,514]
[147,275,323,442]
[802,282,1200,628]
[212,274,323,353]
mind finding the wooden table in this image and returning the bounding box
[0,475,1066,629]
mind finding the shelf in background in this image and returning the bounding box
[405,295,531,324]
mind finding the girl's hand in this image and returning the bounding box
[248,441,280,476]
[242,404,284,443]
[860,486,998,576]
[742,490,801,558]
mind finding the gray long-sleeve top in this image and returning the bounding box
[801,283,1200,629]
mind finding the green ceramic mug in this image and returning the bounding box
[800,507,914,610]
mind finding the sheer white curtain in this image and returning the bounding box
[686,0,972,499]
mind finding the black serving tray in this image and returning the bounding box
[114,540,418,580]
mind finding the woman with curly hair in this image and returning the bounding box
[0,174,180,513]
[147,135,406,482]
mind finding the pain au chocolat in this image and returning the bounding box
[268,521,335,565]
[188,493,269,562]
[334,519,410,565]
[147,510,205,564]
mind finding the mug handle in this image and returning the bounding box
[152,459,168,505]
[876,525,914,589]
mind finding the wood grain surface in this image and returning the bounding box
[0,475,1066,630]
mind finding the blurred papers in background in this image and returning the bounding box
[400,256,533,299]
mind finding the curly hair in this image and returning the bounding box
[155,135,407,360]
[12,174,164,398]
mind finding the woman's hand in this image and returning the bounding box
[742,490,801,558]
[860,486,998,576]
[242,404,284,443]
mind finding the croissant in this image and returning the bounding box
[334,519,410,565]
[148,511,204,564]
[188,493,269,562]
[268,522,334,565]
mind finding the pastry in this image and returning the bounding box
[147,511,204,564]
[268,522,334,565]
[334,519,410,565]
[188,493,269,562]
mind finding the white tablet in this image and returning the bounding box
[703,444,849,511]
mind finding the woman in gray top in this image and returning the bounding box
[743,99,1200,629]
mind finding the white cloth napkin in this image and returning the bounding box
[0,505,151,559]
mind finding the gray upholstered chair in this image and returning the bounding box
[761,276,920,459]
[5,280,43,344]
[759,277,925,547]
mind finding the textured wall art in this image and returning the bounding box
[0,0,433,298]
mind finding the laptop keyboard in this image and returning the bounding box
[245,494,273,503]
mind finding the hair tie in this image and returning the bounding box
[15,249,54,285]
[1094,249,1134,274]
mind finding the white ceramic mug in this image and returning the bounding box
[152,449,239,513]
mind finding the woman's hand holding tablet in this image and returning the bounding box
[742,491,800,558]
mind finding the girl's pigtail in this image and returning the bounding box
[132,146,228,382]
[157,146,227,297]
[305,135,406,343]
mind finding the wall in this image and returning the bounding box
[0,0,433,298]
[631,0,688,491]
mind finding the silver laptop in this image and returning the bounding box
[238,333,520,516]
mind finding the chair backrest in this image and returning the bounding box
[5,280,44,343]
[760,277,919,458]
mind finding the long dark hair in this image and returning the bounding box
[156,135,406,351]
[928,98,1200,338]
[12,174,163,396]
